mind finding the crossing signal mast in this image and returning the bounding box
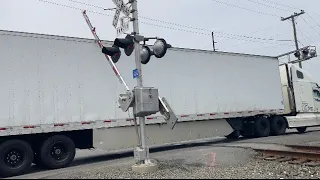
[82,0,177,173]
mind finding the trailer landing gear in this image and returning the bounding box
[225,130,240,139]
[297,127,307,133]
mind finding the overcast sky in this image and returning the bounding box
[1,0,320,82]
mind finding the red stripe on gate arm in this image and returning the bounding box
[180,115,189,117]
[0,128,7,131]
[112,67,119,76]
[210,113,216,116]
[54,124,65,127]
[24,126,35,129]
[82,122,91,125]
[104,120,112,123]
[97,41,103,48]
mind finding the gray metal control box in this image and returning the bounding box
[133,87,159,117]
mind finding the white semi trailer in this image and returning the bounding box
[0,30,319,177]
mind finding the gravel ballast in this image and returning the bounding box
[43,156,320,179]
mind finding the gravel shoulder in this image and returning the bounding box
[41,146,320,179]
[44,155,320,179]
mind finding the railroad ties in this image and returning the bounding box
[255,145,320,167]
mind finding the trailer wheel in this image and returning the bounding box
[0,140,34,177]
[297,127,307,133]
[39,135,75,169]
[270,116,287,136]
[254,117,270,137]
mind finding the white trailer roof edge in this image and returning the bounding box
[0,29,278,60]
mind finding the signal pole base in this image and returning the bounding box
[132,160,158,173]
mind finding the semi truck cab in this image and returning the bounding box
[280,64,320,130]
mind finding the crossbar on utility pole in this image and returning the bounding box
[281,10,305,68]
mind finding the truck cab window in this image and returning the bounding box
[313,89,320,99]
[296,70,304,79]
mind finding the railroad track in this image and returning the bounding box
[254,145,320,166]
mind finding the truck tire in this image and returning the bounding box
[39,135,75,169]
[297,127,307,133]
[270,116,287,136]
[0,140,34,177]
[254,117,270,137]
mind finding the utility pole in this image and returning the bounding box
[211,32,217,51]
[281,10,305,68]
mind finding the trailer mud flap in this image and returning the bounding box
[226,118,243,131]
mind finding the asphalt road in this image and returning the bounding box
[9,127,320,179]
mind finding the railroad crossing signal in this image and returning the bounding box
[100,0,172,64]
[112,0,130,36]
[114,34,134,56]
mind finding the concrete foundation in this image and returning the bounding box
[132,160,158,173]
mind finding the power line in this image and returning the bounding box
[67,0,105,9]
[39,0,112,17]
[300,16,320,37]
[306,13,320,29]
[261,0,320,25]
[140,21,293,45]
[38,0,292,46]
[296,23,317,45]
[246,0,291,12]
[210,0,279,17]
[64,0,289,42]
[259,0,300,11]
[224,32,289,48]
[245,22,282,34]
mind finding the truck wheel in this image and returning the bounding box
[39,135,75,169]
[254,117,270,137]
[226,130,240,139]
[0,140,34,177]
[270,116,287,136]
[297,127,307,133]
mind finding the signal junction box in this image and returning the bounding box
[133,87,159,117]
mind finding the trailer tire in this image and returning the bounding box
[254,117,270,137]
[0,140,34,177]
[270,116,287,136]
[39,135,75,169]
[297,127,307,133]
